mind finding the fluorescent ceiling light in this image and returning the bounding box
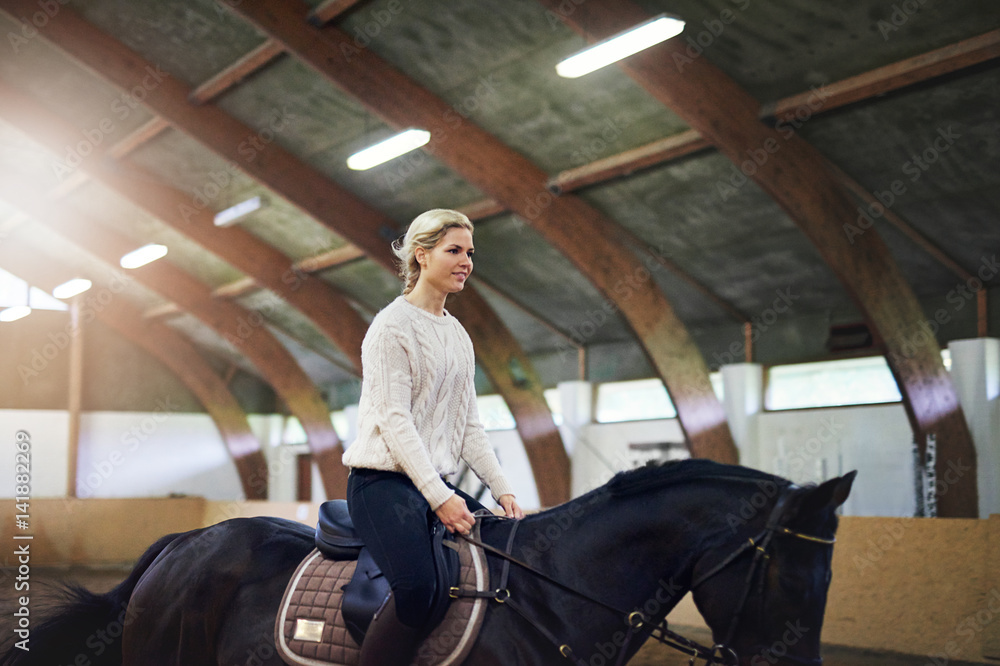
[214,195,265,227]
[120,243,168,269]
[0,305,31,322]
[556,14,685,78]
[347,129,431,170]
[52,278,93,299]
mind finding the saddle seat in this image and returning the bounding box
[312,500,459,645]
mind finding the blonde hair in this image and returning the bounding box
[393,209,474,295]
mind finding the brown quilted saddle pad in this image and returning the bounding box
[275,529,489,666]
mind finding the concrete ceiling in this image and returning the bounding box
[0,0,997,410]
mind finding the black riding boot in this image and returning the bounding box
[358,595,421,666]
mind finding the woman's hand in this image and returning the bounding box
[498,494,524,520]
[435,494,476,535]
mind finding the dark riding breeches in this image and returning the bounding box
[346,468,487,629]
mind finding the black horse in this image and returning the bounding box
[1,459,854,665]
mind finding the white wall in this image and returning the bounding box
[572,419,685,495]
[0,408,244,500]
[75,410,242,500]
[757,404,915,516]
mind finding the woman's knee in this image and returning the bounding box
[392,578,437,628]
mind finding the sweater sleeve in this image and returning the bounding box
[460,375,516,502]
[365,321,455,510]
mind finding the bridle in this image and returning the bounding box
[455,484,837,666]
[685,486,836,665]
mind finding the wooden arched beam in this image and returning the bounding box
[0,79,367,377]
[0,2,572,505]
[225,0,739,465]
[0,169,348,499]
[540,0,978,516]
[0,242,269,499]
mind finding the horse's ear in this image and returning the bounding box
[799,470,857,516]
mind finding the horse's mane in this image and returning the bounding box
[604,458,788,496]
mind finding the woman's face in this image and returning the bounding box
[416,227,474,295]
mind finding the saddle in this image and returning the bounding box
[275,500,491,666]
[313,500,457,642]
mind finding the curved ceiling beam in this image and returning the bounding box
[542,0,978,516]
[226,0,739,465]
[761,29,1000,121]
[0,1,572,506]
[0,242,269,500]
[43,6,372,201]
[0,169,348,500]
[0,79,368,377]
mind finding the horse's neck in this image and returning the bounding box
[508,484,740,620]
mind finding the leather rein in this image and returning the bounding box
[455,487,836,666]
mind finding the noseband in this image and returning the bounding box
[458,484,836,666]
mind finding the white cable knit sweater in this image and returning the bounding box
[342,296,515,510]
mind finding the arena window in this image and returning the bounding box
[595,375,724,424]
[596,378,677,423]
[765,356,903,410]
[478,389,562,431]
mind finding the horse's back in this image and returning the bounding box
[123,517,314,666]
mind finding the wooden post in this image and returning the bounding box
[66,299,83,498]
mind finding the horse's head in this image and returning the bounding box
[690,471,856,666]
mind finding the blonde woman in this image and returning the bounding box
[343,209,524,665]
